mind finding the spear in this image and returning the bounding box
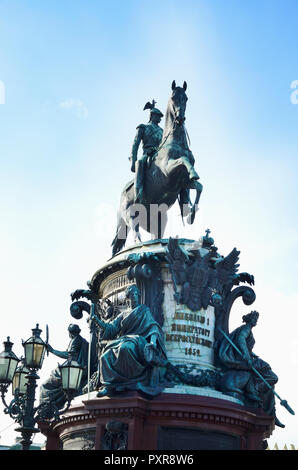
[217,326,295,416]
[87,303,95,400]
[46,324,49,356]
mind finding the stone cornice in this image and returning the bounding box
[51,393,274,438]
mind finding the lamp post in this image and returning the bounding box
[0,325,84,450]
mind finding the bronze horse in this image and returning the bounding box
[112,81,203,256]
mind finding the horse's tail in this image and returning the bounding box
[111,217,129,257]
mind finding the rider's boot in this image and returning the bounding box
[97,386,114,398]
[135,158,146,203]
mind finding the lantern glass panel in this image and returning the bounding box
[69,367,82,390]
[24,342,45,369]
[12,368,29,395]
[33,343,45,368]
[12,372,20,394]
[60,361,83,392]
[0,338,19,384]
[0,359,8,382]
[24,343,33,367]
[0,357,18,383]
[61,366,69,390]
[7,358,18,382]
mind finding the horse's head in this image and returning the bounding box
[170,80,188,125]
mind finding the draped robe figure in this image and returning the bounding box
[94,286,169,397]
[218,311,283,426]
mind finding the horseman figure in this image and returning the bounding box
[129,100,163,203]
[112,81,203,256]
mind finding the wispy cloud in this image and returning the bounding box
[0,80,5,104]
[59,98,88,119]
[290,80,298,104]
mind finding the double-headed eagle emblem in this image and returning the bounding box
[165,237,254,311]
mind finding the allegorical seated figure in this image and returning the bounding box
[39,324,89,410]
[218,311,284,427]
[91,285,169,397]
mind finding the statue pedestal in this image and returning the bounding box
[40,238,277,450]
[40,391,274,450]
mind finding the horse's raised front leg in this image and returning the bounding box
[165,156,199,181]
[185,179,203,224]
[181,156,199,180]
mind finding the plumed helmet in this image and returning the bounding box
[143,99,163,117]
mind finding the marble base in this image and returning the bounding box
[71,386,244,408]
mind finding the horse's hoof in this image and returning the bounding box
[187,208,198,225]
[182,205,191,216]
[186,214,194,225]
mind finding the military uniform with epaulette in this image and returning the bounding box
[129,101,163,203]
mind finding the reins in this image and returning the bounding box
[153,120,176,154]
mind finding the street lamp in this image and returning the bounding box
[22,324,46,369]
[0,325,84,450]
[0,337,19,385]
[60,356,84,393]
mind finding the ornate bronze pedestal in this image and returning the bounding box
[39,237,280,450]
[40,391,273,450]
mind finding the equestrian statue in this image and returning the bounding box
[111,81,203,256]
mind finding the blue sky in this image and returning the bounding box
[0,0,298,447]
